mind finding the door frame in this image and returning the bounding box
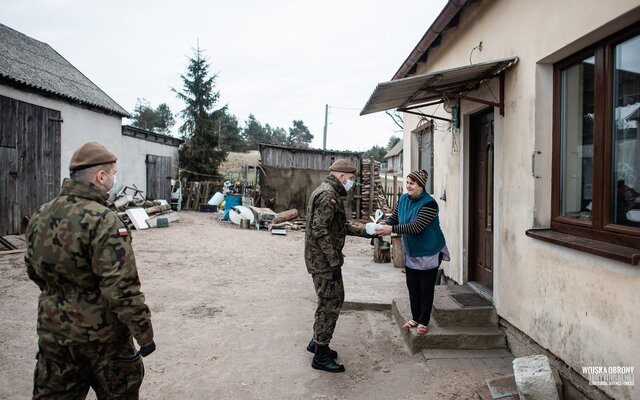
[462,105,499,301]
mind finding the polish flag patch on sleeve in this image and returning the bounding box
[118,227,129,236]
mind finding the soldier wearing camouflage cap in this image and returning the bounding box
[25,142,155,399]
[304,158,372,373]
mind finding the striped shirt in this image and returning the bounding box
[386,202,438,235]
[386,199,448,270]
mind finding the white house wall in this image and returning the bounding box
[400,1,640,398]
[0,85,179,198]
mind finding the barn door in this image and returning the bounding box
[0,95,61,235]
[469,109,494,291]
[146,154,173,202]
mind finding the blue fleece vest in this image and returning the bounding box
[398,192,446,257]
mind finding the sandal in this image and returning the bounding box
[416,324,428,335]
[401,320,418,330]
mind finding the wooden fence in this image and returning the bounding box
[181,181,223,211]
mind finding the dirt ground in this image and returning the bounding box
[0,211,510,400]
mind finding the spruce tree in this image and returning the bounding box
[173,45,227,180]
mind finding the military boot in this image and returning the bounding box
[306,339,338,359]
[312,344,345,373]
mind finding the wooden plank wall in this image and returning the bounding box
[146,154,173,202]
[260,146,360,171]
[0,147,18,235]
[0,95,61,235]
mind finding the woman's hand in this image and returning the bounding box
[375,224,393,236]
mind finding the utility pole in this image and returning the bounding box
[322,104,328,150]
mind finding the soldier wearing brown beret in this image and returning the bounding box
[25,142,155,398]
[304,158,373,372]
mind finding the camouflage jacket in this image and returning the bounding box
[304,174,365,274]
[25,179,154,346]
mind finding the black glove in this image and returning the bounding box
[139,341,156,357]
[330,267,342,281]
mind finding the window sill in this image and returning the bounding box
[525,229,640,265]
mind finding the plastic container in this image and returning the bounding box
[208,192,225,206]
[223,195,242,220]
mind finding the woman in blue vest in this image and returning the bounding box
[376,169,449,334]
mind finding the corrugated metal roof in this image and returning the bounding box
[0,23,130,117]
[361,57,518,116]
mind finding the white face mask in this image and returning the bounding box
[103,171,117,194]
[343,179,354,192]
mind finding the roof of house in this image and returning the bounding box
[384,139,403,159]
[0,23,130,117]
[393,0,473,80]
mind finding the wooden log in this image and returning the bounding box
[391,235,404,268]
[272,208,299,224]
[0,248,26,255]
[147,212,181,228]
[373,238,391,263]
[145,204,171,215]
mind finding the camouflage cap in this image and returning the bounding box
[69,142,117,171]
[329,159,357,173]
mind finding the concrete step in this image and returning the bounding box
[392,297,506,353]
[432,285,497,327]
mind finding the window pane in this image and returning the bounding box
[418,128,434,193]
[612,34,640,227]
[560,56,595,220]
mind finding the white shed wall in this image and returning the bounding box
[0,85,179,196]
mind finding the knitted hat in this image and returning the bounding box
[329,159,357,173]
[69,142,117,171]
[407,170,428,188]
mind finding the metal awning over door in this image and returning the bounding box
[360,57,518,117]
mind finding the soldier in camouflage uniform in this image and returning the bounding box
[304,159,371,373]
[25,142,155,399]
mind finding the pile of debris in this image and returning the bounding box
[112,189,179,230]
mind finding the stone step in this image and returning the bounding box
[432,284,498,327]
[392,297,506,353]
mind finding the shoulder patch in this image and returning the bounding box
[118,227,129,237]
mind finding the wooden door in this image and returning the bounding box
[469,109,494,290]
[146,154,173,202]
[0,95,61,235]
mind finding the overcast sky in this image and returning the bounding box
[2,0,447,152]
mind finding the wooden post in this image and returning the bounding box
[391,235,404,268]
[392,176,398,209]
[369,158,375,217]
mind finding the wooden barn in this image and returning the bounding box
[0,23,180,235]
[257,144,361,215]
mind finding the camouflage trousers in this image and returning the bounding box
[33,338,144,400]
[312,271,345,346]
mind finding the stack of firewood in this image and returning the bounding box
[360,159,389,220]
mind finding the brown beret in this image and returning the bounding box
[329,159,357,173]
[69,142,117,171]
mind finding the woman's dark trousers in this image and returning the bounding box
[404,267,439,326]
